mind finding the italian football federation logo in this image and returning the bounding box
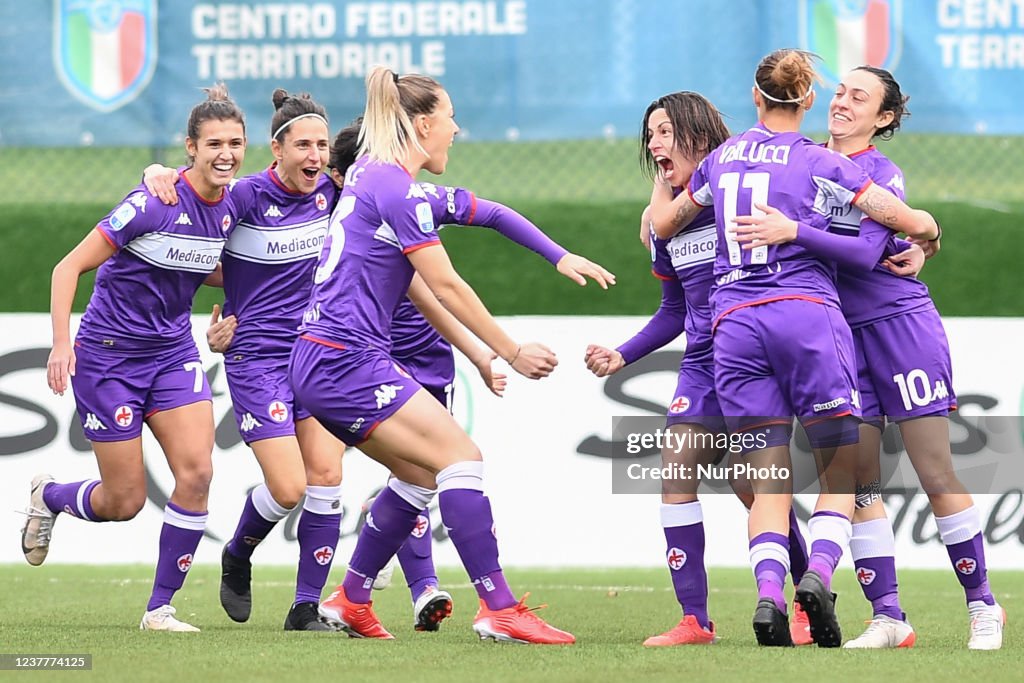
[54,0,158,112]
[800,0,902,85]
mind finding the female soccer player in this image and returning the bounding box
[732,66,1004,650]
[587,91,813,647]
[291,67,575,644]
[649,48,939,647]
[21,85,246,632]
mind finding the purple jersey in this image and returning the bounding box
[651,206,717,363]
[221,166,337,356]
[78,176,234,349]
[831,147,932,328]
[688,125,871,324]
[390,182,478,358]
[302,158,441,348]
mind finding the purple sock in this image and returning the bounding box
[147,502,206,611]
[226,486,289,560]
[661,503,709,629]
[806,511,850,590]
[854,557,903,620]
[935,507,995,606]
[750,532,789,613]
[396,508,438,602]
[42,480,104,521]
[343,486,420,604]
[788,508,808,586]
[295,509,342,605]
[438,488,516,610]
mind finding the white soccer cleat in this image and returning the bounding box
[968,601,1005,650]
[140,605,201,632]
[20,474,57,566]
[842,615,916,649]
[413,586,453,632]
[372,559,395,590]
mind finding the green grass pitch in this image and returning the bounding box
[2,565,1019,682]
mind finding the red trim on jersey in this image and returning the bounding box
[851,179,874,204]
[712,295,826,332]
[466,192,478,225]
[357,421,381,445]
[847,145,877,159]
[736,418,793,432]
[652,268,674,282]
[397,163,414,179]
[802,411,853,427]
[402,240,441,255]
[181,169,225,206]
[95,225,118,249]
[300,334,347,351]
[267,163,305,195]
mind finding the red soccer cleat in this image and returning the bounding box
[318,586,394,639]
[643,615,716,646]
[472,594,575,645]
[791,600,814,646]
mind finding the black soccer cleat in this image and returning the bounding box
[795,570,841,647]
[753,598,795,647]
[284,601,337,632]
[220,545,253,623]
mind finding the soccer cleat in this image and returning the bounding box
[795,570,841,648]
[413,586,453,632]
[284,601,337,632]
[373,559,395,591]
[752,598,794,647]
[472,594,575,645]
[319,586,395,639]
[219,545,252,622]
[842,615,916,649]
[20,474,57,566]
[790,600,814,646]
[140,605,200,632]
[967,601,1005,650]
[643,615,716,646]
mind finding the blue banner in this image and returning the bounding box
[1,0,1022,147]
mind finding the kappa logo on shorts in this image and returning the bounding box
[956,557,977,575]
[374,384,404,409]
[669,396,691,414]
[411,515,429,539]
[267,401,289,423]
[347,417,365,433]
[812,397,848,413]
[315,193,327,211]
[177,553,193,572]
[83,413,108,431]
[856,567,876,586]
[113,405,134,428]
[239,413,263,433]
[313,545,334,566]
[667,547,687,571]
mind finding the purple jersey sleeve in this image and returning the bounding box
[381,180,442,254]
[792,219,891,271]
[616,276,687,365]
[805,145,873,211]
[226,176,259,221]
[96,188,166,249]
[469,198,568,265]
[688,158,713,207]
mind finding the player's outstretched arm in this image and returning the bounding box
[407,244,556,380]
[855,183,939,241]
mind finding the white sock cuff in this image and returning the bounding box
[387,478,436,509]
[436,461,484,493]
[163,505,208,531]
[850,518,896,560]
[749,541,790,571]
[660,501,703,528]
[935,505,981,545]
[809,513,853,548]
[75,480,100,519]
[251,483,292,521]
[303,484,343,515]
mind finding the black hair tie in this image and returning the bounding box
[392,71,400,85]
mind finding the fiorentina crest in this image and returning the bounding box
[53,0,157,112]
[799,0,902,85]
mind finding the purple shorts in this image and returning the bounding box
[714,300,861,448]
[289,336,420,446]
[665,359,726,433]
[225,355,312,445]
[393,338,455,412]
[853,307,957,423]
[71,339,212,442]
